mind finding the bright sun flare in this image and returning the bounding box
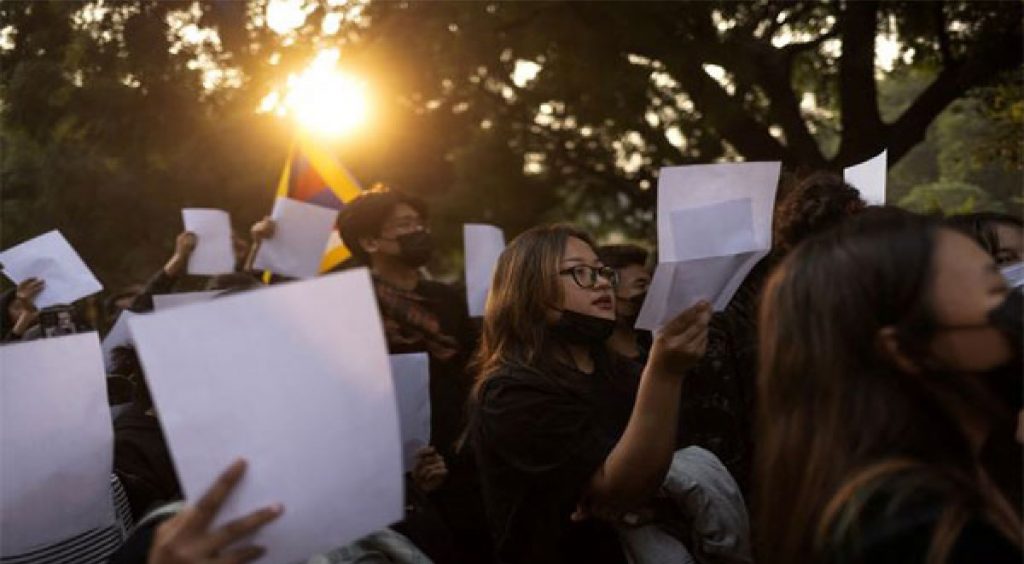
[279,49,370,137]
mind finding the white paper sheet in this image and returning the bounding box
[637,162,780,330]
[389,353,431,472]
[128,269,403,563]
[0,333,115,556]
[252,198,340,279]
[101,310,138,371]
[1001,262,1024,288]
[669,199,759,261]
[844,150,887,206]
[182,209,235,275]
[152,291,220,311]
[656,163,780,264]
[0,230,103,308]
[464,224,506,317]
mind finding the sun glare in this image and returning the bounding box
[276,49,370,137]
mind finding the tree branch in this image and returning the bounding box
[881,27,1023,166]
[933,3,954,68]
[780,25,839,60]
[836,0,884,162]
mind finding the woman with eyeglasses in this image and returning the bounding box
[469,224,712,564]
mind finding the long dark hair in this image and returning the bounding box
[755,207,1022,563]
[472,224,597,396]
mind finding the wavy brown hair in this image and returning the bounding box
[755,208,1022,563]
[472,224,597,394]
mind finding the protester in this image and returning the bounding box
[755,207,1023,563]
[126,232,198,313]
[470,223,733,563]
[596,244,652,363]
[946,211,1024,266]
[335,184,491,562]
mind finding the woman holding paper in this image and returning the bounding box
[755,208,1022,563]
[470,224,714,564]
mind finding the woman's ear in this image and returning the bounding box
[876,326,922,374]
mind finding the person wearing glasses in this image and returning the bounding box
[334,184,493,562]
[470,224,720,564]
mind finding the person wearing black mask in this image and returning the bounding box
[755,208,1022,563]
[471,224,713,564]
[597,244,652,364]
[336,184,491,563]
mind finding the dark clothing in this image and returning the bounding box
[369,277,492,563]
[471,354,639,564]
[824,476,1021,564]
[113,403,182,520]
[377,278,478,459]
[677,256,775,497]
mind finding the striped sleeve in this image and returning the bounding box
[1,475,134,564]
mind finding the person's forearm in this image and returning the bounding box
[588,363,682,511]
[162,253,188,279]
[242,241,260,272]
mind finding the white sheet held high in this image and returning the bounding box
[129,269,403,563]
[636,162,781,331]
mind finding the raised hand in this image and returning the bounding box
[148,459,283,564]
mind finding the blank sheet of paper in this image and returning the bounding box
[0,230,103,308]
[389,353,431,472]
[656,162,780,264]
[253,198,339,279]
[637,162,780,330]
[129,269,403,563]
[669,199,759,262]
[0,333,115,556]
[182,209,235,275]
[464,224,506,317]
[844,150,887,206]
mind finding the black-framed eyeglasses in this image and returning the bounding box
[559,265,619,289]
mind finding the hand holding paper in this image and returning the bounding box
[637,162,781,331]
[252,197,339,279]
[147,459,283,564]
[182,209,235,275]
[128,269,402,563]
[0,231,103,309]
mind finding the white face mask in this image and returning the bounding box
[1000,262,1024,288]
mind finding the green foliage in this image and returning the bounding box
[896,180,1004,215]
[0,0,1021,289]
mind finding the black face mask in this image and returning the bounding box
[615,292,647,322]
[550,309,616,346]
[389,231,433,268]
[989,287,1022,357]
[986,288,1023,410]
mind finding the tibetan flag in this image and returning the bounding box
[276,133,362,271]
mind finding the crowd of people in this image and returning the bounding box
[1,170,1021,564]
